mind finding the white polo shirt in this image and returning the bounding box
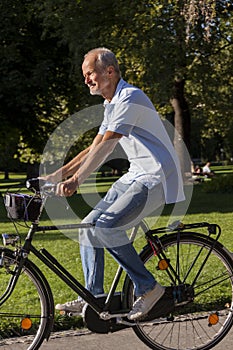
[98,79,185,204]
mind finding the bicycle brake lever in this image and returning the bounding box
[41,182,57,194]
[26,178,54,194]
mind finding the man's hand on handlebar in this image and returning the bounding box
[56,177,78,197]
[26,177,78,197]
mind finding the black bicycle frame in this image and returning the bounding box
[2,218,222,317]
[14,221,129,316]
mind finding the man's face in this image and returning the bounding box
[82,54,110,96]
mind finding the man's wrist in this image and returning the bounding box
[73,175,79,187]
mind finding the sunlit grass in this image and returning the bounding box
[0,168,233,332]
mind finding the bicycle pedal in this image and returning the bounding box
[59,310,82,317]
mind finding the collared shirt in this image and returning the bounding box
[98,79,185,204]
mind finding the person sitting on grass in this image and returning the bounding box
[202,162,215,178]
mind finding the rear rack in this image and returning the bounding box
[149,222,221,235]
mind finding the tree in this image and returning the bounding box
[188,1,233,160]
[0,0,232,171]
[0,0,79,158]
[0,123,20,179]
[101,0,232,164]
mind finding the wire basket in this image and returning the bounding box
[4,193,42,222]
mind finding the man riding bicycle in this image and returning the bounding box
[42,47,185,320]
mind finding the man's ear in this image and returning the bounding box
[107,66,114,76]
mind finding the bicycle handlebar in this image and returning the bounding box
[26,178,57,194]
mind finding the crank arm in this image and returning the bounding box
[116,316,170,326]
[99,311,129,320]
[99,311,168,325]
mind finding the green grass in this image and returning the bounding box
[0,167,233,332]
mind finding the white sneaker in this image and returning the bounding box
[128,283,165,321]
[55,299,85,314]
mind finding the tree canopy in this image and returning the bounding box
[0,0,232,174]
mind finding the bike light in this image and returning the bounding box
[21,317,33,330]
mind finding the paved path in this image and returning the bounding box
[40,329,148,349]
[39,327,233,350]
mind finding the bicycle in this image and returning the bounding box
[0,178,233,350]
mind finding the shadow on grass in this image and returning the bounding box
[1,180,233,225]
[68,185,233,217]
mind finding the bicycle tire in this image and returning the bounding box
[0,247,54,350]
[123,232,233,350]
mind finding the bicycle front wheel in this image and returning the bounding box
[0,247,54,350]
[126,232,233,350]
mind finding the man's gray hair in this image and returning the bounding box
[85,47,121,76]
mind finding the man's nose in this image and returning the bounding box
[84,76,90,85]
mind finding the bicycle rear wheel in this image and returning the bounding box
[0,247,54,350]
[125,232,233,350]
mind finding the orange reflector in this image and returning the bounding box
[158,259,169,270]
[21,317,32,330]
[208,313,219,326]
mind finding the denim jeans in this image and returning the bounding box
[79,179,165,297]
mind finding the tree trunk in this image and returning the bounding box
[4,169,9,180]
[170,78,191,180]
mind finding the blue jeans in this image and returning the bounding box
[79,179,165,297]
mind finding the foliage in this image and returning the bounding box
[0,0,232,166]
[185,0,233,159]
[0,0,78,158]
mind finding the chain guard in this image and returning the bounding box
[83,293,127,334]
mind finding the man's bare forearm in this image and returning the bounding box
[73,138,119,185]
[51,147,91,181]
[55,132,122,196]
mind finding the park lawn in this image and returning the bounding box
[0,168,233,330]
